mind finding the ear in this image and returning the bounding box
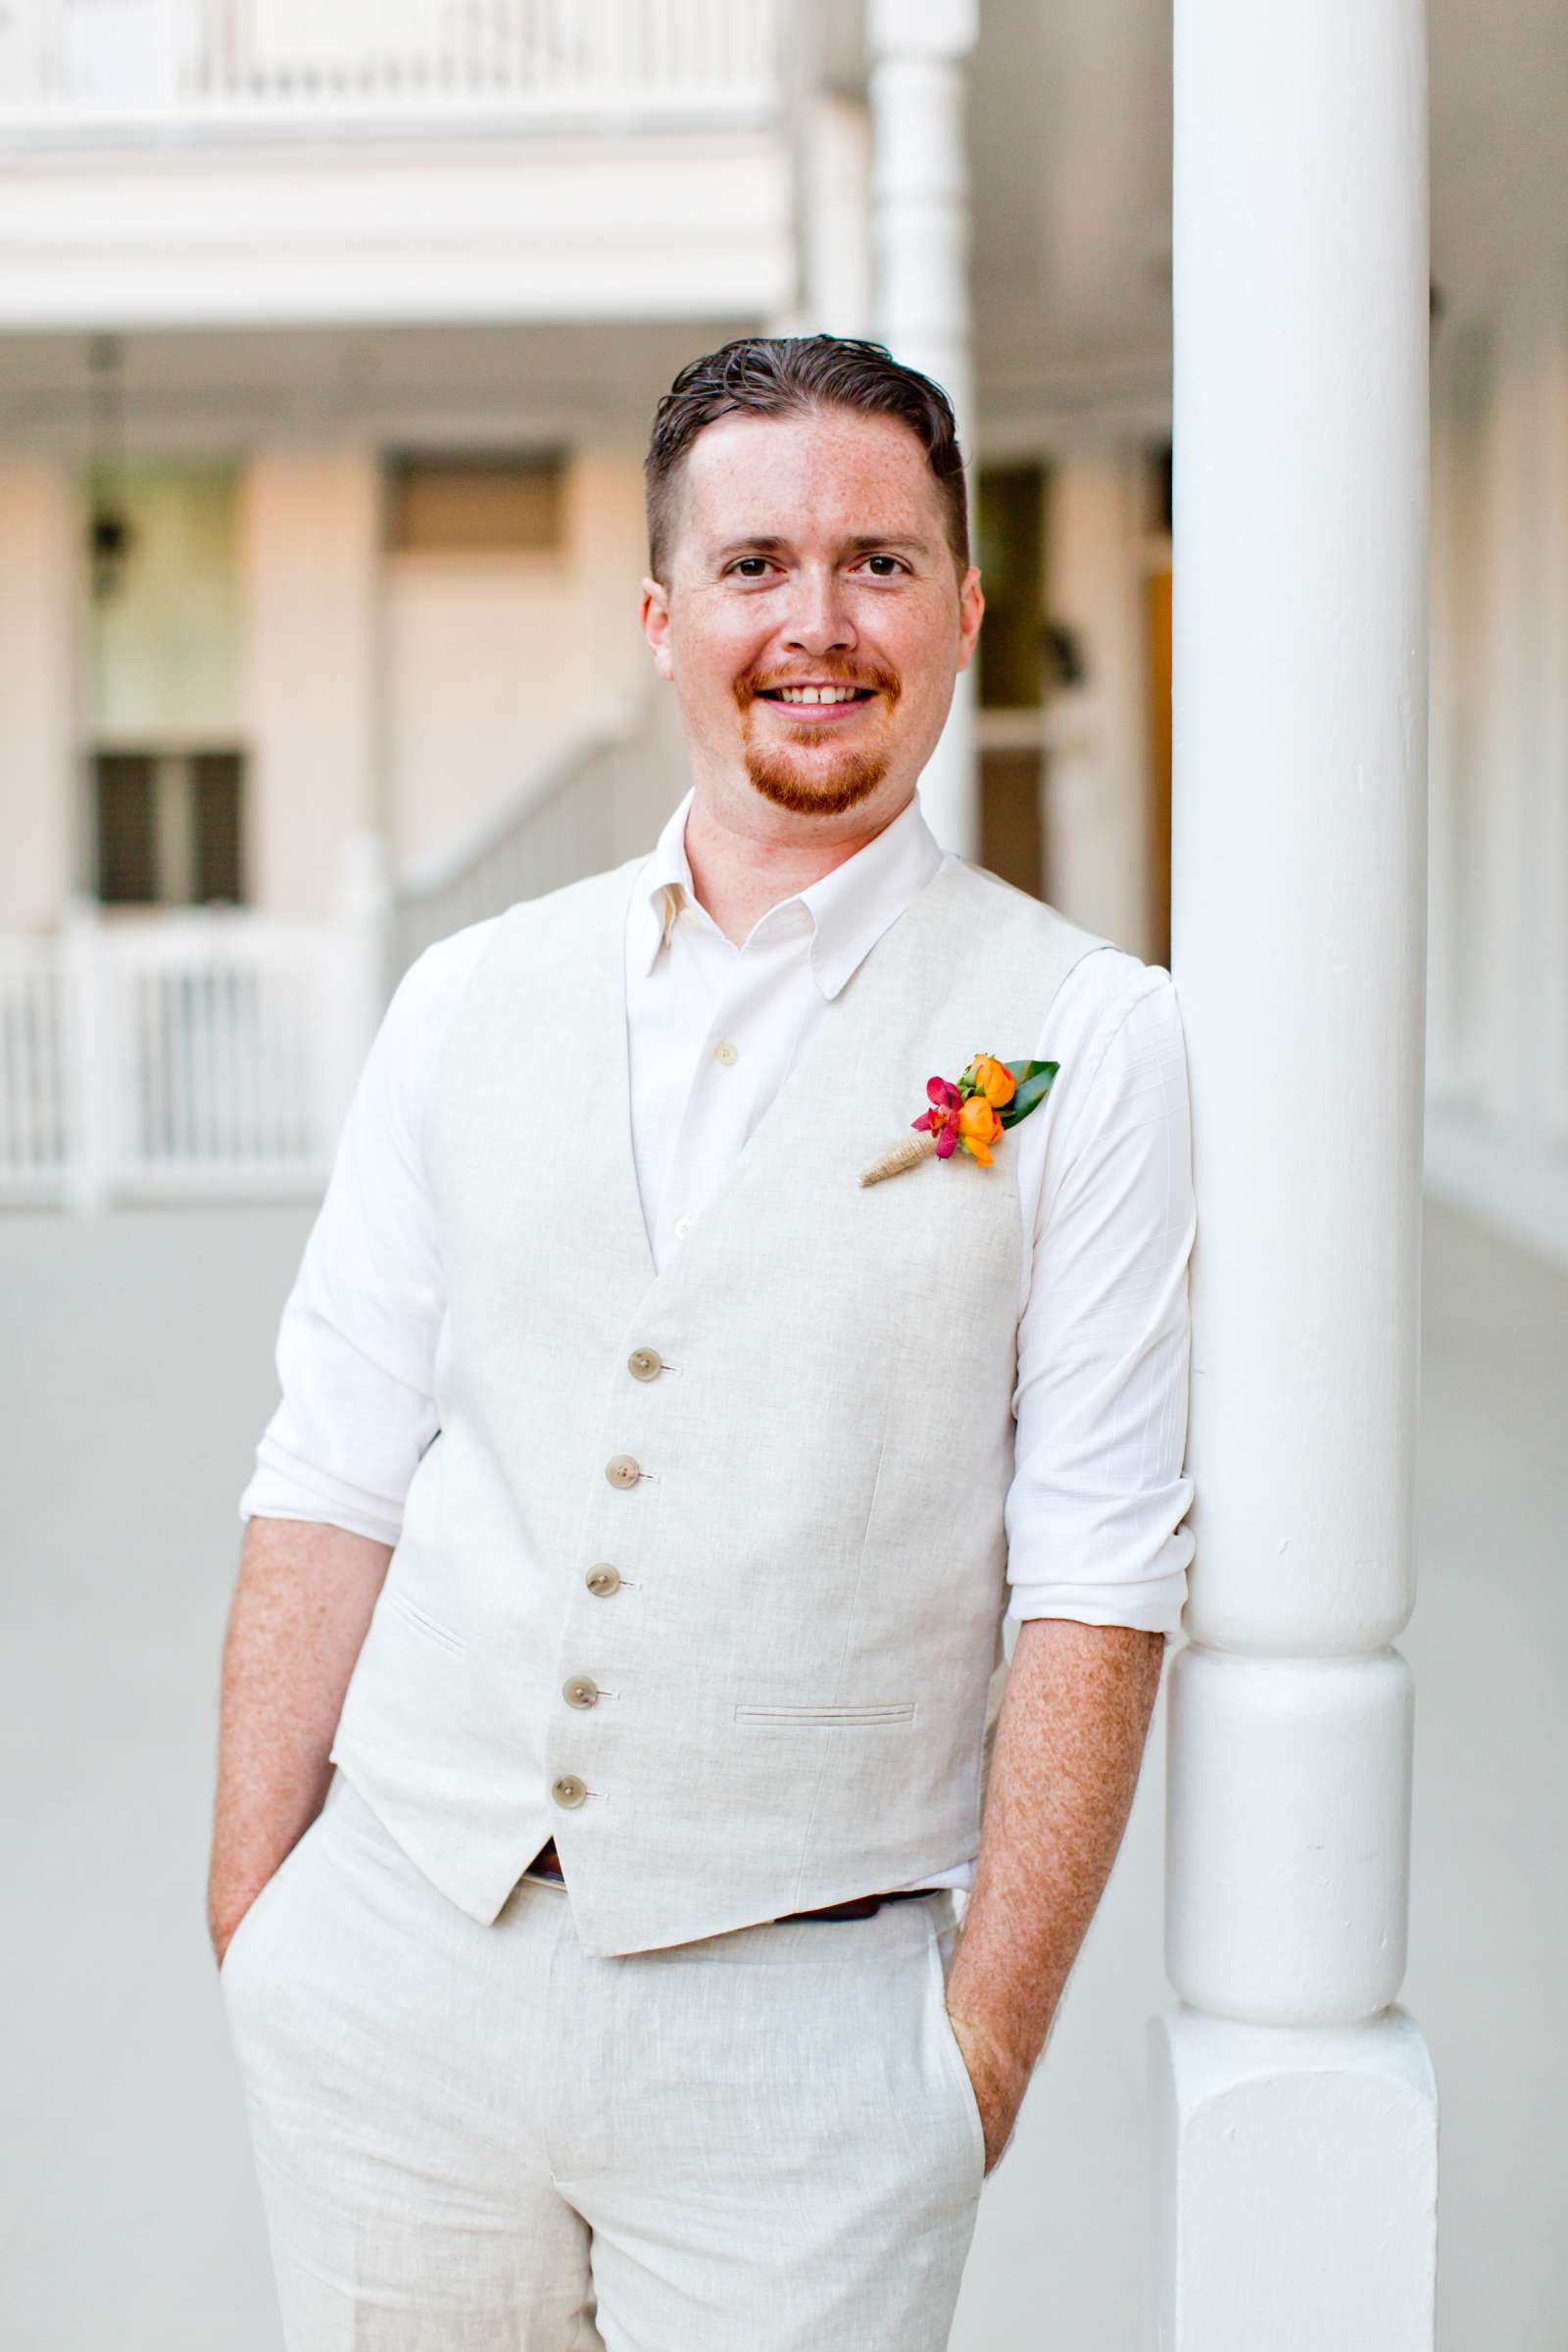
[640,574,674,681]
[955,565,985,675]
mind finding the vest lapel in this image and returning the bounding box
[595,858,661,1287]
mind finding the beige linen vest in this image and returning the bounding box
[328,848,1111,1956]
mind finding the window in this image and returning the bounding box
[386,452,566,554]
[190,753,244,903]
[976,465,1046,711]
[976,464,1049,899]
[94,749,245,906]
[94,754,158,905]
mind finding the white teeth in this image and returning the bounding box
[773,686,862,705]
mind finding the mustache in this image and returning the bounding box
[734,663,902,709]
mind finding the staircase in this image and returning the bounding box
[390,694,678,980]
[0,702,677,1209]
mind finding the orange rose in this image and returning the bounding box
[970,1054,1016,1108]
[957,1096,1004,1165]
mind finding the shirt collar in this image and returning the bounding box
[633,785,947,999]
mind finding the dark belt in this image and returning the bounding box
[523,1838,935,1922]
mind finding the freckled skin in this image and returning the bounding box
[640,406,982,947]
[211,1517,391,1965]
[946,1619,1166,2176]
[212,404,1169,2191]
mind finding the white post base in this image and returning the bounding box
[1149,2005,1439,2350]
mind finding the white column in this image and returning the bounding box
[1159,3,1439,2345]
[1543,269,1568,1155]
[1424,345,1482,1114]
[867,0,978,858]
[801,92,874,339]
[1423,261,1568,1264]
[241,449,383,920]
[1470,259,1568,1150]
[0,462,78,928]
[1041,444,1155,959]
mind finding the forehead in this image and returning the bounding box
[674,407,946,550]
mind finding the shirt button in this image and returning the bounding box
[606,1453,642,1488]
[585,1564,621,1596]
[627,1347,662,1381]
[552,1775,587,1808]
[673,1215,693,1240]
[564,1675,600,1709]
[713,1038,739,1066]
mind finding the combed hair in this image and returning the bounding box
[644,333,969,580]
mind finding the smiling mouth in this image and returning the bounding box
[755,684,878,707]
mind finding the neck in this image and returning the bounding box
[681,782,912,948]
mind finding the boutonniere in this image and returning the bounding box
[858,1054,1059,1186]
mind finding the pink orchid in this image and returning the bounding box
[911,1075,963,1158]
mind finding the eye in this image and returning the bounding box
[856,553,908,578]
[728,556,777,579]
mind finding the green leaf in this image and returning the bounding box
[998,1059,1059,1127]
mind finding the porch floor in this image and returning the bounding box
[0,1198,1559,2348]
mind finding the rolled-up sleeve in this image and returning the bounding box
[1004,959,1196,1640]
[237,921,496,1546]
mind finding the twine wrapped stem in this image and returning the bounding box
[858,1131,940,1187]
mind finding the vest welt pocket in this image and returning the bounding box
[732,1700,917,1727]
[386,1588,468,1656]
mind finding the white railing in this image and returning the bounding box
[0,888,386,1208]
[0,713,670,1209]
[393,720,633,975]
[0,0,783,127]
[0,938,71,1197]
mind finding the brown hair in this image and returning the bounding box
[644,333,968,581]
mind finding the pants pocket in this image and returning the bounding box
[218,1791,328,1991]
[924,1909,988,2193]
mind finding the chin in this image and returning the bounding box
[742,744,891,815]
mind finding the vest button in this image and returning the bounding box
[564,1675,600,1709]
[606,1453,641,1487]
[627,1348,662,1381]
[586,1564,621,1596]
[552,1775,587,1808]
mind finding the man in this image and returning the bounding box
[212,334,1195,2350]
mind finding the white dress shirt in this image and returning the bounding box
[240,784,1196,1895]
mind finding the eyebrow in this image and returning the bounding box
[710,535,790,562]
[707,532,935,563]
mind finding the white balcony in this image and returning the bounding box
[0,0,796,330]
[0,0,784,133]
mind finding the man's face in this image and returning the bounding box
[640,407,983,820]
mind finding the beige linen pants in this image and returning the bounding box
[220,1769,986,2349]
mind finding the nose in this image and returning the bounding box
[780,564,857,659]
